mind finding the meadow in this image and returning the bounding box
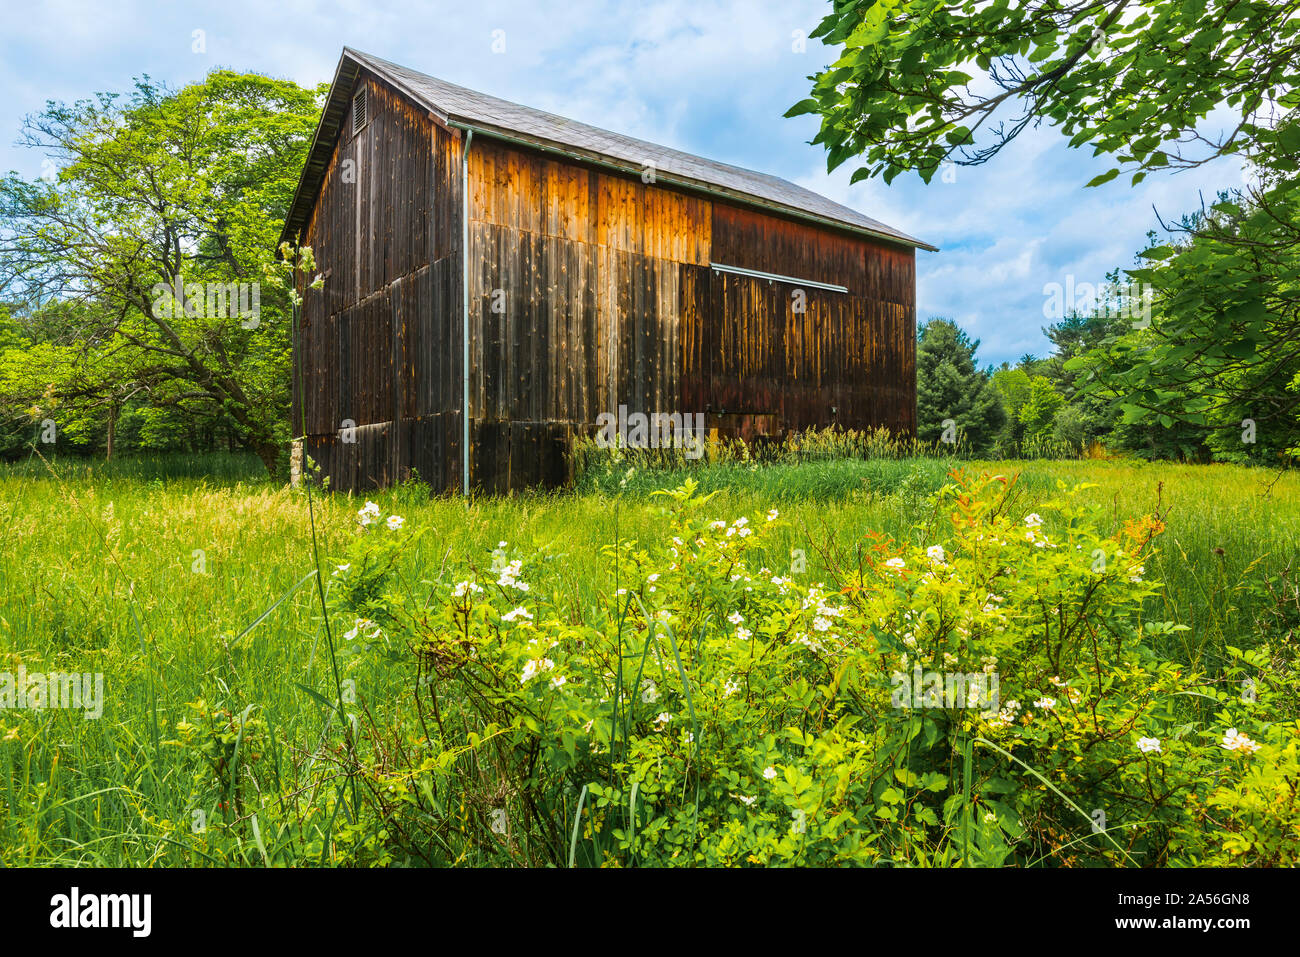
[1,452,1297,865]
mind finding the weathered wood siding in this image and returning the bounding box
[465,138,916,488]
[692,203,917,436]
[295,77,916,495]
[296,75,465,492]
[465,138,711,490]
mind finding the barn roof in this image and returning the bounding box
[280,48,936,252]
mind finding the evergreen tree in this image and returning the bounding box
[916,319,1004,454]
[1042,309,1124,449]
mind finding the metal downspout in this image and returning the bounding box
[461,128,473,497]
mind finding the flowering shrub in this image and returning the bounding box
[322,475,1292,866]
[845,475,1205,864]
[1171,644,1300,866]
[167,699,267,825]
[1190,721,1300,865]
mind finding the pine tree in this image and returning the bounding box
[916,319,1004,454]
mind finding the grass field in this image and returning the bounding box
[1,453,1297,865]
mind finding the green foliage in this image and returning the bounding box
[2,455,1297,866]
[167,699,267,825]
[795,0,1300,185]
[0,72,325,474]
[1050,405,1087,451]
[916,319,1004,454]
[1070,184,1300,464]
[796,3,1300,463]
[0,307,34,458]
[320,472,1292,866]
[1192,721,1300,865]
[1017,376,1067,446]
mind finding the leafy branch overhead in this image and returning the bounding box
[790,0,1300,185]
[792,0,1300,456]
[1066,188,1300,457]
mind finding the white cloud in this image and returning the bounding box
[0,0,1247,365]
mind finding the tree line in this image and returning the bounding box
[0,73,325,475]
[2,0,1298,473]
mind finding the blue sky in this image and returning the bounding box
[0,0,1245,365]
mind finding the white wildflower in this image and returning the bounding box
[791,633,823,653]
[1221,728,1261,754]
[497,559,530,591]
[520,658,555,684]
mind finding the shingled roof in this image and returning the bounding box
[280,48,936,252]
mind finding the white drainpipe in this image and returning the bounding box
[461,127,473,497]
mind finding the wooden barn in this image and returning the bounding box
[281,48,935,494]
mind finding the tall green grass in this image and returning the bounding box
[1,451,266,483]
[0,452,1295,864]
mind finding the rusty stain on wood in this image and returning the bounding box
[295,73,917,494]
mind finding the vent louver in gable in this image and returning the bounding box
[352,87,367,136]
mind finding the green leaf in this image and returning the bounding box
[783,98,822,118]
[1084,168,1121,188]
[895,767,920,787]
[294,682,339,714]
[923,773,950,793]
[1138,245,1175,260]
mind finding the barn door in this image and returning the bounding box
[701,267,784,440]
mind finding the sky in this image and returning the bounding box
[0,0,1246,366]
